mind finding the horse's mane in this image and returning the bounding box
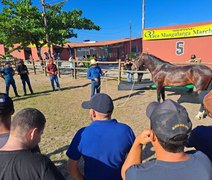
[143,53,173,65]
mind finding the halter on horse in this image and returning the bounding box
[134,53,212,104]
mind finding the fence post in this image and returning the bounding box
[14,59,16,68]
[73,60,77,79]
[118,59,121,83]
[57,60,61,78]
[44,61,47,76]
[32,60,36,74]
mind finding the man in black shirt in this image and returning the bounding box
[0,108,65,180]
[16,59,33,96]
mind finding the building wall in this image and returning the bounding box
[0,38,142,61]
[10,44,25,59]
[0,44,5,56]
[143,22,212,64]
[143,36,212,63]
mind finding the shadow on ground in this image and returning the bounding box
[113,90,145,102]
[166,89,200,104]
[12,83,91,102]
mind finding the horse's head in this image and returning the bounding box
[131,53,146,71]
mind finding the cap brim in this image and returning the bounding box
[146,102,160,118]
[81,101,91,109]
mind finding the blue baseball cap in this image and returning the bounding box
[82,93,114,114]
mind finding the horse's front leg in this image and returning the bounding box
[156,82,164,103]
[156,85,162,103]
[157,89,161,103]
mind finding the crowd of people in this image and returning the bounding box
[0,57,211,179]
[0,57,62,96]
[0,56,143,98]
[0,86,211,179]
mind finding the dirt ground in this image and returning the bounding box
[0,71,211,179]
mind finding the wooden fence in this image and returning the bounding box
[0,59,212,84]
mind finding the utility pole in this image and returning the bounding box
[141,0,145,52]
[41,0,51,58]
[130,22,132,58]
[142,0,145,36]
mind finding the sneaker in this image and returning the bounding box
[24,94,27,96]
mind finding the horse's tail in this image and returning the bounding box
[206,70,212,91]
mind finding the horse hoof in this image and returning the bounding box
[195,111,207,120]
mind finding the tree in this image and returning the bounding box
[0,0,100,60]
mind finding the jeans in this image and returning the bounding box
[137,73,143,82]
[21,77,33,95]
[91,81,100,97]
[127,72,134,82]
[50,75,60,91]
[5,79,18,97]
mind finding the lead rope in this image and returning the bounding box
[98,72,136,107]
[114,79,136,108]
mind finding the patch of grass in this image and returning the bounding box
[0,73,209,178]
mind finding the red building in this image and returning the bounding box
[143,22,212,65]
[0,38,142,61]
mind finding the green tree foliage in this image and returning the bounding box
[0,0,100,59]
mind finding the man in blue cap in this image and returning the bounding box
[122,99,212,180]
[0,62,20,97]
[66,93,135,180]
[87,59,106,97]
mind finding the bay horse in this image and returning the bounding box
[133,53,212,116]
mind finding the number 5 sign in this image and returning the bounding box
[176,41,185,55]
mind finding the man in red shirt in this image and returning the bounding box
[46,58,61,91]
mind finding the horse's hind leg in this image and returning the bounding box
[161,87,165,101]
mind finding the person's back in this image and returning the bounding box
[187,90,212,161]
[122,99,212,180]
[0,150,64,180]
[126,151,212,180]
[187,126,212,161]
[0,108,65,180]
[67,93,135,180]
[68,120,134,180]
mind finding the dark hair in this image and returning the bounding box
[157,135,187,153]
[11,108,46,132]
[191,54,196,59]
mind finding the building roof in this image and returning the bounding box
[65,38,141,48]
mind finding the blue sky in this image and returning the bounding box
[1,0,212,42]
